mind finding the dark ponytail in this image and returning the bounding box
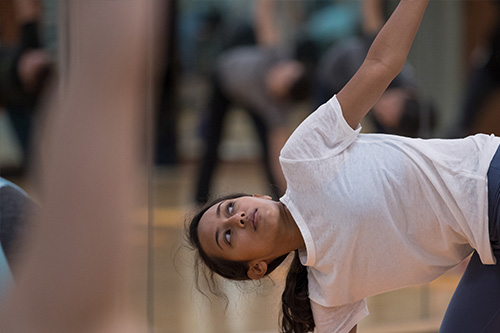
[280,250,315,333]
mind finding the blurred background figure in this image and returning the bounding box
[192,0,366,205]
[0,0,53,174]
[192,0,309,205]
[155,0,181,166]
[0,1,151,332]
[315,0,437,137]
[449,0,500,137]
[193,43,310,204]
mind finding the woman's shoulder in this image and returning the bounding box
[280,95,361,161]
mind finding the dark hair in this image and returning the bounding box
[186,193,315,332]
[281,251,315,333]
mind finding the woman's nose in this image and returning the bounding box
[228,211,246,227]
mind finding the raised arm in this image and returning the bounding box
[362,0,385,35]
[254,0,279,46]
[337,0,429,129]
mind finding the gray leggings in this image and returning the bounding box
[440,147,500,332]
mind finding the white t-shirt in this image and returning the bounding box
[279,95,500,332]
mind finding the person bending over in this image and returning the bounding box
[194,45,310,204]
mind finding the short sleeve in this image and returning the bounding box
[280,95,361,161]
[311,298,369,333]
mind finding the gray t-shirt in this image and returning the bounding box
[216,46,291,129]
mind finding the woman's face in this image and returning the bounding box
[198,195,283,264]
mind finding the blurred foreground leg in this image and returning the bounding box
[0,1,152,332]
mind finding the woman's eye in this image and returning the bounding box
[227,201,234,214]
[224,230,231,244]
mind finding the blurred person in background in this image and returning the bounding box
[193,1,433,205]
[0,0,150,331]
[315,0,436,137]
[193,0,321,205]
[193,0,330,205]
[155,0,181,166]
[194,43,311,204]
[449,0,500,138]
[0,0,53,172]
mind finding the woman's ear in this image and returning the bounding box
[247,260,268,280]
[253,194,273,201]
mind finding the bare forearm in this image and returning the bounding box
[254,0,279,46]
[362,0,384,35]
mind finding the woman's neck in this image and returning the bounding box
[279,202,305,251]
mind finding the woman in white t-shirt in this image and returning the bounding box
[187,1,500,332]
